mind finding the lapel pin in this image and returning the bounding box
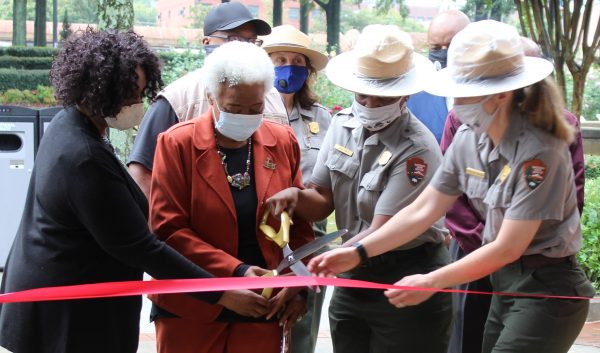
[308,121,320,134]
[264,157,277,170]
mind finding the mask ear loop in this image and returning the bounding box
[207,93,221,128]
[480,95,501,118]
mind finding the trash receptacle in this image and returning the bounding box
[0,106,38,268]
[38,106,63,145]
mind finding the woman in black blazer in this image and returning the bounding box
[0,29,270,353]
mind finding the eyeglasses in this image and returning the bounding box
[209,34,263,46]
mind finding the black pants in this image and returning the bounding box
[329,243,452,353]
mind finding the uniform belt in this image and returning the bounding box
[360,242,438,268]
[519,254,573,269]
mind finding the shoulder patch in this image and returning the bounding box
[406,157,428,185]
[522,159,547,189]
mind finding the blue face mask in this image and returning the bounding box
[274,65,309,94]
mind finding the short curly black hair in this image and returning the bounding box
[50,28,163,118]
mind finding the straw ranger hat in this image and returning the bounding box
[324,24,433,97]
[261,25,329,71]
[425,20,554,98]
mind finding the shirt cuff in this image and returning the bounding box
[234,263,251,277]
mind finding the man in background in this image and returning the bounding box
[406,10,470,143]
[128,2,286,197]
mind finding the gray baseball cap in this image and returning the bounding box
[203,2,271,36]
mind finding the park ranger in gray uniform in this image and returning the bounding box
[261,25,332,353]
[266,24,452,353]
[309,20,595,353]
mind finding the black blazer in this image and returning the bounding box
[0,108,219,353]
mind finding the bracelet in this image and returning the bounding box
[351,242,369,264]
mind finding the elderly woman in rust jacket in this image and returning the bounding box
[148,41,314,353]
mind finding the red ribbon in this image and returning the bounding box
[0,276,590,303]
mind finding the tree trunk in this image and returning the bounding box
[13,0,27,46]
[514,0,600,117]
[97,0,134,31]
[300,0,310,34]
[52,0,58,47]
[572,73,586,119]
[273,0,282,26]
[326,0,340,53]
[34,0,47,46]
[314,0,341,53]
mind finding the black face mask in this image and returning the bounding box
[204,44,219,56]
[428,48,448,69]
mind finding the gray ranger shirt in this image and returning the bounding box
[431,109,581,257]
[311,107,447,247]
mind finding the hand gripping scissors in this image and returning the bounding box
[259,210,347,298]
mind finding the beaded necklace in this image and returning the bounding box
[216,137,252,190]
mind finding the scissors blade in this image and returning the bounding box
[283,245,319,292]
[275,229,347,273]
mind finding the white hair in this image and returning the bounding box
[203,41,274,97]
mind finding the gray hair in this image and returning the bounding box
[203,41,274,97]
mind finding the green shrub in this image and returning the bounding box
[585,154,600,180]
[158,50,204,86]
[0,46,58,57]
[0,56,54,70]
[0,85,56,105]
[314,73,353,112]
[0,69,50,91]
[578,177,600,290]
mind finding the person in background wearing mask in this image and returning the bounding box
[128,2,286,198]
[406,10,470,143]
[266,25,452,353]
[438,35,586,353]
[310,21,594,353]
[148,41,314,353]
[0,30,260,353]
[261,24,330,353]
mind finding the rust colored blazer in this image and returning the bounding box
[148,111,314,321]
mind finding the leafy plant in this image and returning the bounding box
[578,177,600,290]
[585,154,600,180]
[314,73,353,112]
[0,85,56,105]
[158,50,204,86]
[0,56,53,70]
[0,69,50,91]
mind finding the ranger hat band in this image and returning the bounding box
[203,2,271,36]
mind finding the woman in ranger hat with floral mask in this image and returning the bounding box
[261,24,330,353]
[309,20,594,353]
[266,24,452,353]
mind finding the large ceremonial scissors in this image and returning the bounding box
[259,210,347,298]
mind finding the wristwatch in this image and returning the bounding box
[351,242,369,264]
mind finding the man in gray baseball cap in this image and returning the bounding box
[128,2,285,198]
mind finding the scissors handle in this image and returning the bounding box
[260,270,278,299]
[259,210,291,248]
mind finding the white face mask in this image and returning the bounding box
[453,96,498,134]
[212,101,263,141]
[105,103,144,130]
[351,99,404,132]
